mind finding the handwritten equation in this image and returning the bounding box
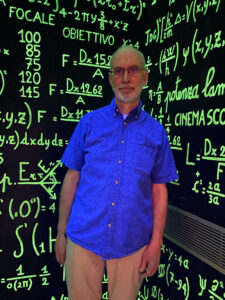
[1,0,147,26]
[145,29,225,77]
[156,242,225,300]
[187,138,225,206]
[1,265,51,292]
[145,0,222,46]
[0,160,62,199]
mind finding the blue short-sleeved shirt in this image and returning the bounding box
[61,98,178,260]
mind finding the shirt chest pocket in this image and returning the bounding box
[84,128,116,163]
[132,133,158,175]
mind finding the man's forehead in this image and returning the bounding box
[111,48,143,66]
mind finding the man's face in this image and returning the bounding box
[109,49,148,103]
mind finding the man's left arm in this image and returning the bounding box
[139,183,168,277]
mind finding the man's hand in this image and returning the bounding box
[55,169,80,265]
[139,183,167,277]
[139,242,161,277]
[55,233,67,264]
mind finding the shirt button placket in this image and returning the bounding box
[106,117,127,252]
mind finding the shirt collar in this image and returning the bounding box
[110,98,142,118]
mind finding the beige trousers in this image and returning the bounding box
[65,239,147,300]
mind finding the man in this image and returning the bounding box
[55,45,178,300]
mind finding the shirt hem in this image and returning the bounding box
[152,174,178,184]
[66,235,148,260]
[60,159,81,172]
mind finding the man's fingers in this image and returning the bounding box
[139,255,147,273]
[56,253,65,265]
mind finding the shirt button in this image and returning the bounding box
[123,121,127,125]
[115,180,119,184]
[108,223,111,228]
[135,115,138,119]
[112,202,115,206]
[118,160,122,164]
[121,140,124,144]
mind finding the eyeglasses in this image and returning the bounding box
[110,65,145,77]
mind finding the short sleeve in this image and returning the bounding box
[61,118,88,171]
[151,128,178,184]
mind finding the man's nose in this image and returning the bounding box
[122,69,130,82]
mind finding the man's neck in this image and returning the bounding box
[116,99,139,115]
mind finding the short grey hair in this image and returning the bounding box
[110,45,146,69]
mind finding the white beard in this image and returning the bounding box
[112,87,140,103]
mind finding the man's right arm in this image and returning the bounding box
[55,168,80,264]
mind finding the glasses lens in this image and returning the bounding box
[112,66,143,77]
[114,67,123,76]
[129,66,138,75]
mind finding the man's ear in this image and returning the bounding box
[143,69,149,86]
[108,72,113,87]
